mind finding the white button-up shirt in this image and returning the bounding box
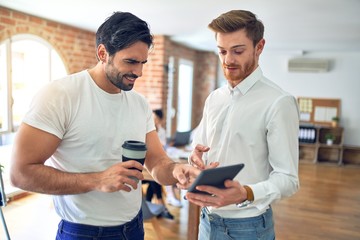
[192,67,300,218]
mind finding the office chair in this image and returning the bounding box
[141,196,165,240]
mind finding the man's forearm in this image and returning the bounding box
[11,164,97,195]
[150,159,179,186]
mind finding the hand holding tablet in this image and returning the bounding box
[187,163,245,195]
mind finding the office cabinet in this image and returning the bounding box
[342,146,360,165]
[299,126,344,165]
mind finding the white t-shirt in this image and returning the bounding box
[23,70,155,226]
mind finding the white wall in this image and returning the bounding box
[260,50,360,146]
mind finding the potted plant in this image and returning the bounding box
[325,133,335,145]
[331,116,340,127]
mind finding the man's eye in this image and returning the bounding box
[125,60,137,64]
[219,51,227,55]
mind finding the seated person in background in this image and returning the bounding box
[142,109,179,219]
[165,184,183,208]
[153,109,183,207]
[142,178,174,219]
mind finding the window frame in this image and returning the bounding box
[0,34,67,133]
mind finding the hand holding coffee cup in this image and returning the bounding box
[122,140,147,182]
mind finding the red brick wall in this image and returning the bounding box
[0,7,96,74]
[161,39,218,131]
[193,51,219,127]
[0,7,218,134]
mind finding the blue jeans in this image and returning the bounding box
[56,210,144,240]
[198,207,275,240]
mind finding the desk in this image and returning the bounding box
[143,160,200,240]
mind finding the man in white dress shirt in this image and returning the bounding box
[186,10,300,240]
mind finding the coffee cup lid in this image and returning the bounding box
[122,140,147,151]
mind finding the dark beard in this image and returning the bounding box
[105,58,138,91]
[106,72,137,91]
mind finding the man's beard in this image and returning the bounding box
[106,71,138,91]
[223,55,256,82]
[105,61,138,91]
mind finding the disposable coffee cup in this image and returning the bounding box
[122,140,147,182]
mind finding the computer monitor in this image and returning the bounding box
[172,130,192,147]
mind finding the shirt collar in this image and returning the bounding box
[227,66,263,95]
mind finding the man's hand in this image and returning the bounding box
[172,163,201,189]
[188,144,219,170]
[96,160,144,193]
[184,179,248,208]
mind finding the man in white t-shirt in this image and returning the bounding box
[10,11,199,240]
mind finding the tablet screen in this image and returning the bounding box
[187,163,245,194]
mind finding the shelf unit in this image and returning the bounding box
[342,146,360,165]
[299,126,344,165]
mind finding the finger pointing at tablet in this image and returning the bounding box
[188,144,211,169]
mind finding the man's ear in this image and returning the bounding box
[97,44,107,63]
[256,38,265,56]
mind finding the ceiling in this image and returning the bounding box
[1,0,360,53]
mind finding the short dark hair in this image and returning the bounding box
[208,10,264,47]
[153,109,163,120]
[96,12,153,58]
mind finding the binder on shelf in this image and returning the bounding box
[299,126,317,144]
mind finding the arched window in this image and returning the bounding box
[0,34,67,133]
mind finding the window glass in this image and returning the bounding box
[0,43,8,132]
[0,36,67,132]
[51,49,67,80]
[177,60,193,132]
[0,42,8,131]
[11,40,51,128]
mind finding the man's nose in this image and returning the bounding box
[224,53,236,65]
[132,64,143,78]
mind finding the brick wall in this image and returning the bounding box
[0,7,218,134]
[0,7,96,74]
[160,40,218,132]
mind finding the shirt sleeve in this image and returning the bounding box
[250,95,300,210]
[22,82,69,139]
[144,99,156,134]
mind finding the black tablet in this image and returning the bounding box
[187,163,245,195]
